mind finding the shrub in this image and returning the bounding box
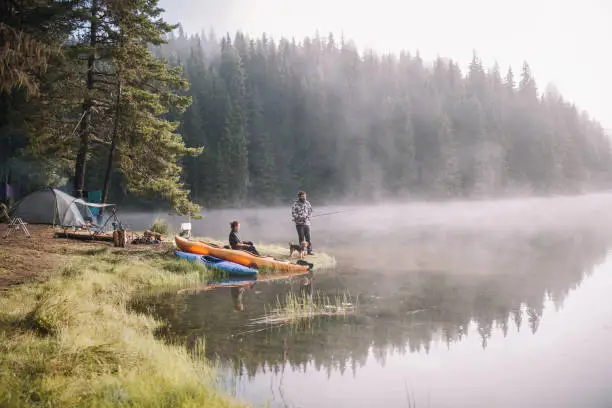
[150,217,169,235]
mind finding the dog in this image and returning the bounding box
[289,241,308,259]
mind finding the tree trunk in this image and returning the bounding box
[100,137,116,207]
[101,76,121,211]
[73,121,89,199]
[73,0,98,198]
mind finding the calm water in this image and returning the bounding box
[126,194,612,408]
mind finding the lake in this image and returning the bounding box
[125,193,612,408]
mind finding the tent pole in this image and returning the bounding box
[52,190,57,229]
[66,197,81,228]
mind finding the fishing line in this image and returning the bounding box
[288,208,358,221]
[311,209,358,218]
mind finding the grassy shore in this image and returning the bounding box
[0,223,338,407]
[0,246,245,408]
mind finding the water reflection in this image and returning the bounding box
[133,226,612,381]
[124,196,612,407]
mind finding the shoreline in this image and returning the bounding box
[0,237,246,407]
[0,225,336,407]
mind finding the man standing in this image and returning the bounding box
[291,191,314,255]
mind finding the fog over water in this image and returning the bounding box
[127,193,612,408]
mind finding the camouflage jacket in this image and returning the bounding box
[291,199,312,225]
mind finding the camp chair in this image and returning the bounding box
[93,206,121,231]
[88,206,127,240]
[1,203,31,239]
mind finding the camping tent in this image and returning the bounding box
[13,188,98,227]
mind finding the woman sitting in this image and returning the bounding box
[228,220,260,256]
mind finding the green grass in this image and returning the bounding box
[0,248,10,262]
[251,290,357,328]
[0,249,246,408]
[150,217,169,235]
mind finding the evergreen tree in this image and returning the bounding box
[71,0,105,198]
[519,61,537,100]
[433,112,461,196]
[0,0,73,96]
[247,85,277,202]
[100,0,201,215]
[467,51,486,101]
[4,24,611,208]
[218,36,248,205]
[385,100,417,192]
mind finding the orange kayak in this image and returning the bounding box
[174,235,311,272]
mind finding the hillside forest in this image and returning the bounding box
[1,1,611,212]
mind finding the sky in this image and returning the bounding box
[158,0,612,131]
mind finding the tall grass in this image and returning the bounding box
[150,216,169,235]
[251,290,357,328]
[0,249,245,407]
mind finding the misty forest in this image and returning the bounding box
[2,0,611,211]
[4,2,612,407]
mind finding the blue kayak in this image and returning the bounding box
[175,250,259,276]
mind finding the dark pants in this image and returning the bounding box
[231,243,260,256]
[241,245,260,256]
[296,224,312,252]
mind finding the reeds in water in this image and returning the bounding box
[252,290,357,327]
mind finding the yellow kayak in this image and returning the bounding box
[174,235,311,272]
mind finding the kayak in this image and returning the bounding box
[174,235,311,272]
[175,250,258,276]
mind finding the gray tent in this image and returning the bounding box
[13,188,95,227]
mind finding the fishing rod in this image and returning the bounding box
[288,208,357,222]
[311,209,356,218]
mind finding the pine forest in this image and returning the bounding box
[2,1,611,212]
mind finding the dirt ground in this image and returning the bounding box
[0,224,321,292]
[0,224,169,291]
